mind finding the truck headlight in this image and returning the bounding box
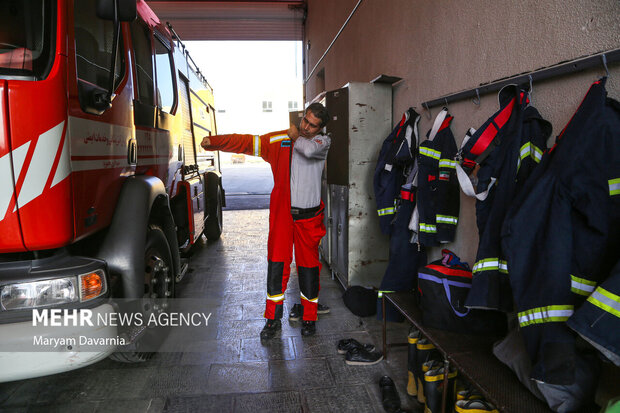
[1,278,77,310]
[0,270,107,310]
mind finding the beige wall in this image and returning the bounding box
[304,0,620,263]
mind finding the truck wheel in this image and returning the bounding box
[205,182,223,240]
[110,225,175,363]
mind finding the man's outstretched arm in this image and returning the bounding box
[201,134,261,157]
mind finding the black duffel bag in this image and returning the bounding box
[418,250,505,334]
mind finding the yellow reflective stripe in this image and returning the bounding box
[253,135,260,157]
[531,144,543,162]
[408,336,419,344]
[377,290,395,298]
[424,370,458,382]
[439,159,456,168]
[266,293,284,302]
[518,305,574,327]
[420,147,440,160]
[378,207,395,216]
[473,258,508,274]
[436,214,458,225]
[419,223,437,233]
[570,274,597,296]
[587,287,620,318]
[519,142,531,160]
[519,143,544,165]
[300,292,318,303]
[609,178,620,196]
[269,134,288,144]
[417,342,435,350]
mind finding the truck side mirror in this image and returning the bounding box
[96,0,136,22]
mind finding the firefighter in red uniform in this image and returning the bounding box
[201,103,330,338]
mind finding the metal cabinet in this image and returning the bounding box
[322,82,392,288]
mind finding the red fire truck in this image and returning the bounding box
[0,0,224,381]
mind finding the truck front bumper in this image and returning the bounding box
[0,303,118,383]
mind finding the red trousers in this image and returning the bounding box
[264,204,326,321]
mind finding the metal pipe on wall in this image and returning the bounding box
[304,0,364,84]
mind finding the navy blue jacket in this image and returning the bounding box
[464,85,551,312]
[417,108,460,246]
[374,108,420,235]
[502,78,620,385]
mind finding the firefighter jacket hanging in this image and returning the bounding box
[374,108,421,235]
[461,85,552,312]
[502,78,620,389]
[373,108,426,321]
[414,108,460,246]
[204,130,330,322]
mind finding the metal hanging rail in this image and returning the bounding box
[421,48,620,109]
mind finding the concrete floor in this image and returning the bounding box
[0,209,419,413]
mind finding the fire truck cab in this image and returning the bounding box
[0,0,224,381]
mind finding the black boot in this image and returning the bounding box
[415,338,439,404]
[301,320,316,336]
[423,364,457,413]
[407,327,421,396]
[260,319,281,339]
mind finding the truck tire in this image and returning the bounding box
[110,225,175,363]
[205,182,223,241]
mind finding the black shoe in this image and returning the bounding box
[289,303,330,321]
[380,375,401,413]
[317,303,330,314]
[337,338,376,355]
[345,346,383,365]
[260,319,281,340]
[289,304,303,321]
[301,320,316,336]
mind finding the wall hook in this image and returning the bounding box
[528,75,533,94]
[422,102,432,120]
[602,54,610,77]
[444,98,449,111]
[472,88,481,106]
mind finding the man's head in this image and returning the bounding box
[299,102,330,138]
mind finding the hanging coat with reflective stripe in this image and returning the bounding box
[464,85,551,312]
[374,108,420,235]
[568,258,620,368]
[416,108,459,246]
[502,78,620,385]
